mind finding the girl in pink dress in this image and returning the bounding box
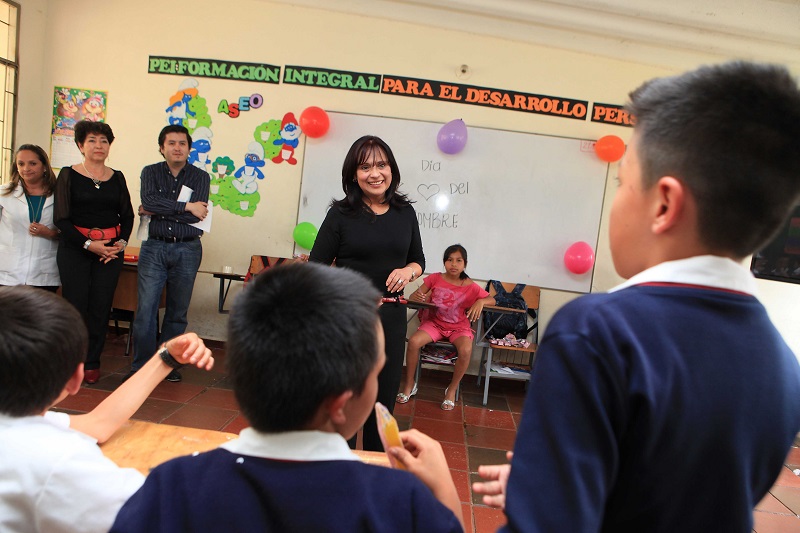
[397,244,495,410]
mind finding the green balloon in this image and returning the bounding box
[293,222,318,250]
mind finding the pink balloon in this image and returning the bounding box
[437,119,468,154]
[564,241,595,274]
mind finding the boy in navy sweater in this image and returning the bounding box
[112,262,463,532]
[474,61,800,532]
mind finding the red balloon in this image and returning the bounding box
[299,106,330,138]
[564,241,595,274]
[594,135,626,163]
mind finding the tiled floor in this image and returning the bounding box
[56,332,800,533]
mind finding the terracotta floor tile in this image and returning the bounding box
[147,381,205,403]
[395,414,412,431]
[771,486,800,515]
[410,417,465,444]
[512,412,523,428]
[131,398,183,423]
[753,510,800,533]
[187,388,240,410]
[451,468,471,503]
[441,441,468,471]
[210,376,234,390]
[58,387,111,412]
[785,447,800,469]
[773,466,800,489]
[472,505,507,533]
[506,394,526,414]
[178,366,227,387]
[466,426,517,451]
[464,406,515,430]
[415,398,463,421]
[757,492,793,514]
[461,503,474,533]
[461,391,509,411]
[468,446,510,473]
[221,414,250,435]
[161,404,238,431]
[393,399,415,417]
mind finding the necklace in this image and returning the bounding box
[82,162,103,189]
[25,193,45,223]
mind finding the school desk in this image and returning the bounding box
[197,270,246,313]
[100,420,390,474]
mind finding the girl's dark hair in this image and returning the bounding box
[74,120,114,145]
[331,135,412,218]
[443,243,469,280]
[2,144,57,197]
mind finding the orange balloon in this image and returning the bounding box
[594,135,626,162]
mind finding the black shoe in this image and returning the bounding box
[122,370,137,382]
[165,370,182,382]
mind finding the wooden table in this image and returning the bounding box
[101,420,390,474]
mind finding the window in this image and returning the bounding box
[0,1,18,184]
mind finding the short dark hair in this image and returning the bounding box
[332,135,412,216]
[74,120,114,145]
[227,262,381,432]
[627,61,800,257]
[158,125,193,155]
[443,243,469,280]
[0,287,87,416]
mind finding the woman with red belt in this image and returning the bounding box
[54,120,134,384]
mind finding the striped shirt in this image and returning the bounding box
[140,161,209,239]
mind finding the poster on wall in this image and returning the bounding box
[50,86,108,169]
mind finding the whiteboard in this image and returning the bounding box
[298,112,608,293]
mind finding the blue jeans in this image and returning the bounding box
[132,238,202,370]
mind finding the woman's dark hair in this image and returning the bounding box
[331,135,412,217]
[443,243,469,280]
[2,144,57,197]
[74,120,114,146]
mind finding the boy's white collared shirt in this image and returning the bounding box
[609,255,758,297]
[221,428,360,462]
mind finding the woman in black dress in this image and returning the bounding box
[54,120,133,384]
[310,135,425,451]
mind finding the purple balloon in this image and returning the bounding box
[437,119,468,154]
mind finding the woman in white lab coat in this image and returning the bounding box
[0,145,60,290]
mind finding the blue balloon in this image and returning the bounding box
[437,119,468,154]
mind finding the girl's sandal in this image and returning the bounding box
[441,386,455,411]
[396,384,418,404]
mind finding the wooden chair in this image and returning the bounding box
[244,255,302,285]
[475,282,540,405]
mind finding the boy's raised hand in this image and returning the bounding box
[165,332,215,370]
[472,451,513,509]
[390,429,463,528]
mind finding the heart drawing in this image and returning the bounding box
[417,183,440,200]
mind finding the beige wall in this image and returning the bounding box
[14,0,800,365]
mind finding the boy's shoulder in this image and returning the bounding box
[117,448,461,532]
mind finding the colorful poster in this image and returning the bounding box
[50,86,108,169]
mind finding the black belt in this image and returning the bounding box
[150,235,199,243]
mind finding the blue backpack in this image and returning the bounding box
[483,280,537,340]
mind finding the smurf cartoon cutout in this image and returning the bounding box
[233,142,266,194]
[271,112,300,165]
[188,127,213,171]
[166,79,198,126]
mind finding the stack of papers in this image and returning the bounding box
[490,364,531,375]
